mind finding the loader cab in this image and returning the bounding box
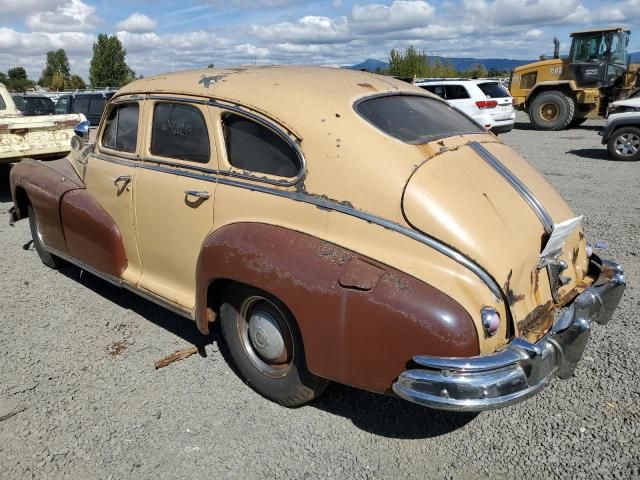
[569,28,630,88]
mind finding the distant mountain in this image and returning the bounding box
[349,53,640,73]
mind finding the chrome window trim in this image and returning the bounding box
[468,141,554,235]
[93,152,505,302]
[146,95,306,187]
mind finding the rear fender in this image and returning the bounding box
[195,223,479,393]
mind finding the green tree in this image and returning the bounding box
[462,63,488,79]
[40,49,71,87]
[6,67,34,92]
[386,46,460,79]
[207,63,215,68]
[0,72,7,85]
[66,74,87,90]
[89,34,132,87]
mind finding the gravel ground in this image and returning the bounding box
[0,112,638,480]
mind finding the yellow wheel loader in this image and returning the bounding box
[510,27,640,130]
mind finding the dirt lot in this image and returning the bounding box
[1,113,639,480]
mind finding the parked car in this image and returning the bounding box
[415,79,515,134]
[55,90,115,126]
[11,94,56,116]
[9,67,625,411]
[600,97,640,161]
[0,83,86,164]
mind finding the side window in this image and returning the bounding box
[55,97,69,114]
[445,85,470,100]
[74,96,90,113]
[222,113,301,178]
[420,85,445,99]
[0,96,5,110]
[151,103,210,163]
[89,97,107,115]
[102,103,139,153]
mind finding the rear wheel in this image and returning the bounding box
[529,90,575,130]
[220,284,327,407]
[607,127,640,161]
[28,204,64,269]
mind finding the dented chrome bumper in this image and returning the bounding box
[393,259,626,411]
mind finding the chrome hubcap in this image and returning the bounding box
[237,295,293,378]
[614,133,640,156]
[248,310,285,362]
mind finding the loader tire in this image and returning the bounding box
[529,91,575,131]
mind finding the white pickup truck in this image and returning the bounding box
[1,83,86,164]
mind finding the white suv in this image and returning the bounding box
[415,79,515,134]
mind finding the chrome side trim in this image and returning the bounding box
[91,148,505,301]
[45,246,193,320]
[469,141,554,235]
[147,95,306,187]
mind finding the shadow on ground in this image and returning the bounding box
[515,122,602,132]
[58,263,216,349]
[567,148,621,161]
[311,382,478,439]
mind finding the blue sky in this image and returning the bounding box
[1,0,639,81]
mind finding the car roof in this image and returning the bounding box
[116,66,426,137]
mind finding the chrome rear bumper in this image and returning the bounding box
[393,259,625,411]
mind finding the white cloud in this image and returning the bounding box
[459,0,590,27]
[116,13,157,33]
[25,0,101,33]
[249,15,350,44]
[526,28,544,38]
[0,0,63,16]
[350,1,435,33]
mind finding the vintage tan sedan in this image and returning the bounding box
[9,67,625,410]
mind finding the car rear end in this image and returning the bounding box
[475,80,515,134]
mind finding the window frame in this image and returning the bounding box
[218,111,304,182]
[97,99,142,159]
[146,100,214,166]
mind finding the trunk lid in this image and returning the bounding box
[403,138,589,338]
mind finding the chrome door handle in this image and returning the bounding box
[185,190,211,199]
[114,175,132,187]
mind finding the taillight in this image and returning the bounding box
[476,100,498,109]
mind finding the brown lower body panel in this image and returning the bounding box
[196,223,479,394]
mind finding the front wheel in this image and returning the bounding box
[28,204,64,269]
[220,284,328,407]
[529,90,575,130]
[607,127,640,161]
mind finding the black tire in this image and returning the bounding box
[220,283,328,407]
[529,90,575,130]
[28,204,64,269]
[607,127,640,161]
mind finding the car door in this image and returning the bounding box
[133,98,217,310]
[80,99,144,285]
[444,84,473,116]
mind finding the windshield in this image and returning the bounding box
[571,31,629,65]
[355,95,484,144]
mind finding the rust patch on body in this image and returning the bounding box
[357,83,377,91]
[517,301,554,343]
[195,223,479,393]
[504,270,525,306]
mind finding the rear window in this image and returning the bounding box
[477,82,510,99]
[445,85,470,100]
[356,95,483,144]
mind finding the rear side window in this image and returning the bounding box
[55,96,70,114]
[445,85,470,100]
[477,82,510,98]
[102,103,139,153]
[222,113,301,177]
[74,96,90,113]
[0,96,5,110]
[151,103,210,163]
[89,97,107,115]
[356,95,483,144]
[420,85,445,99]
